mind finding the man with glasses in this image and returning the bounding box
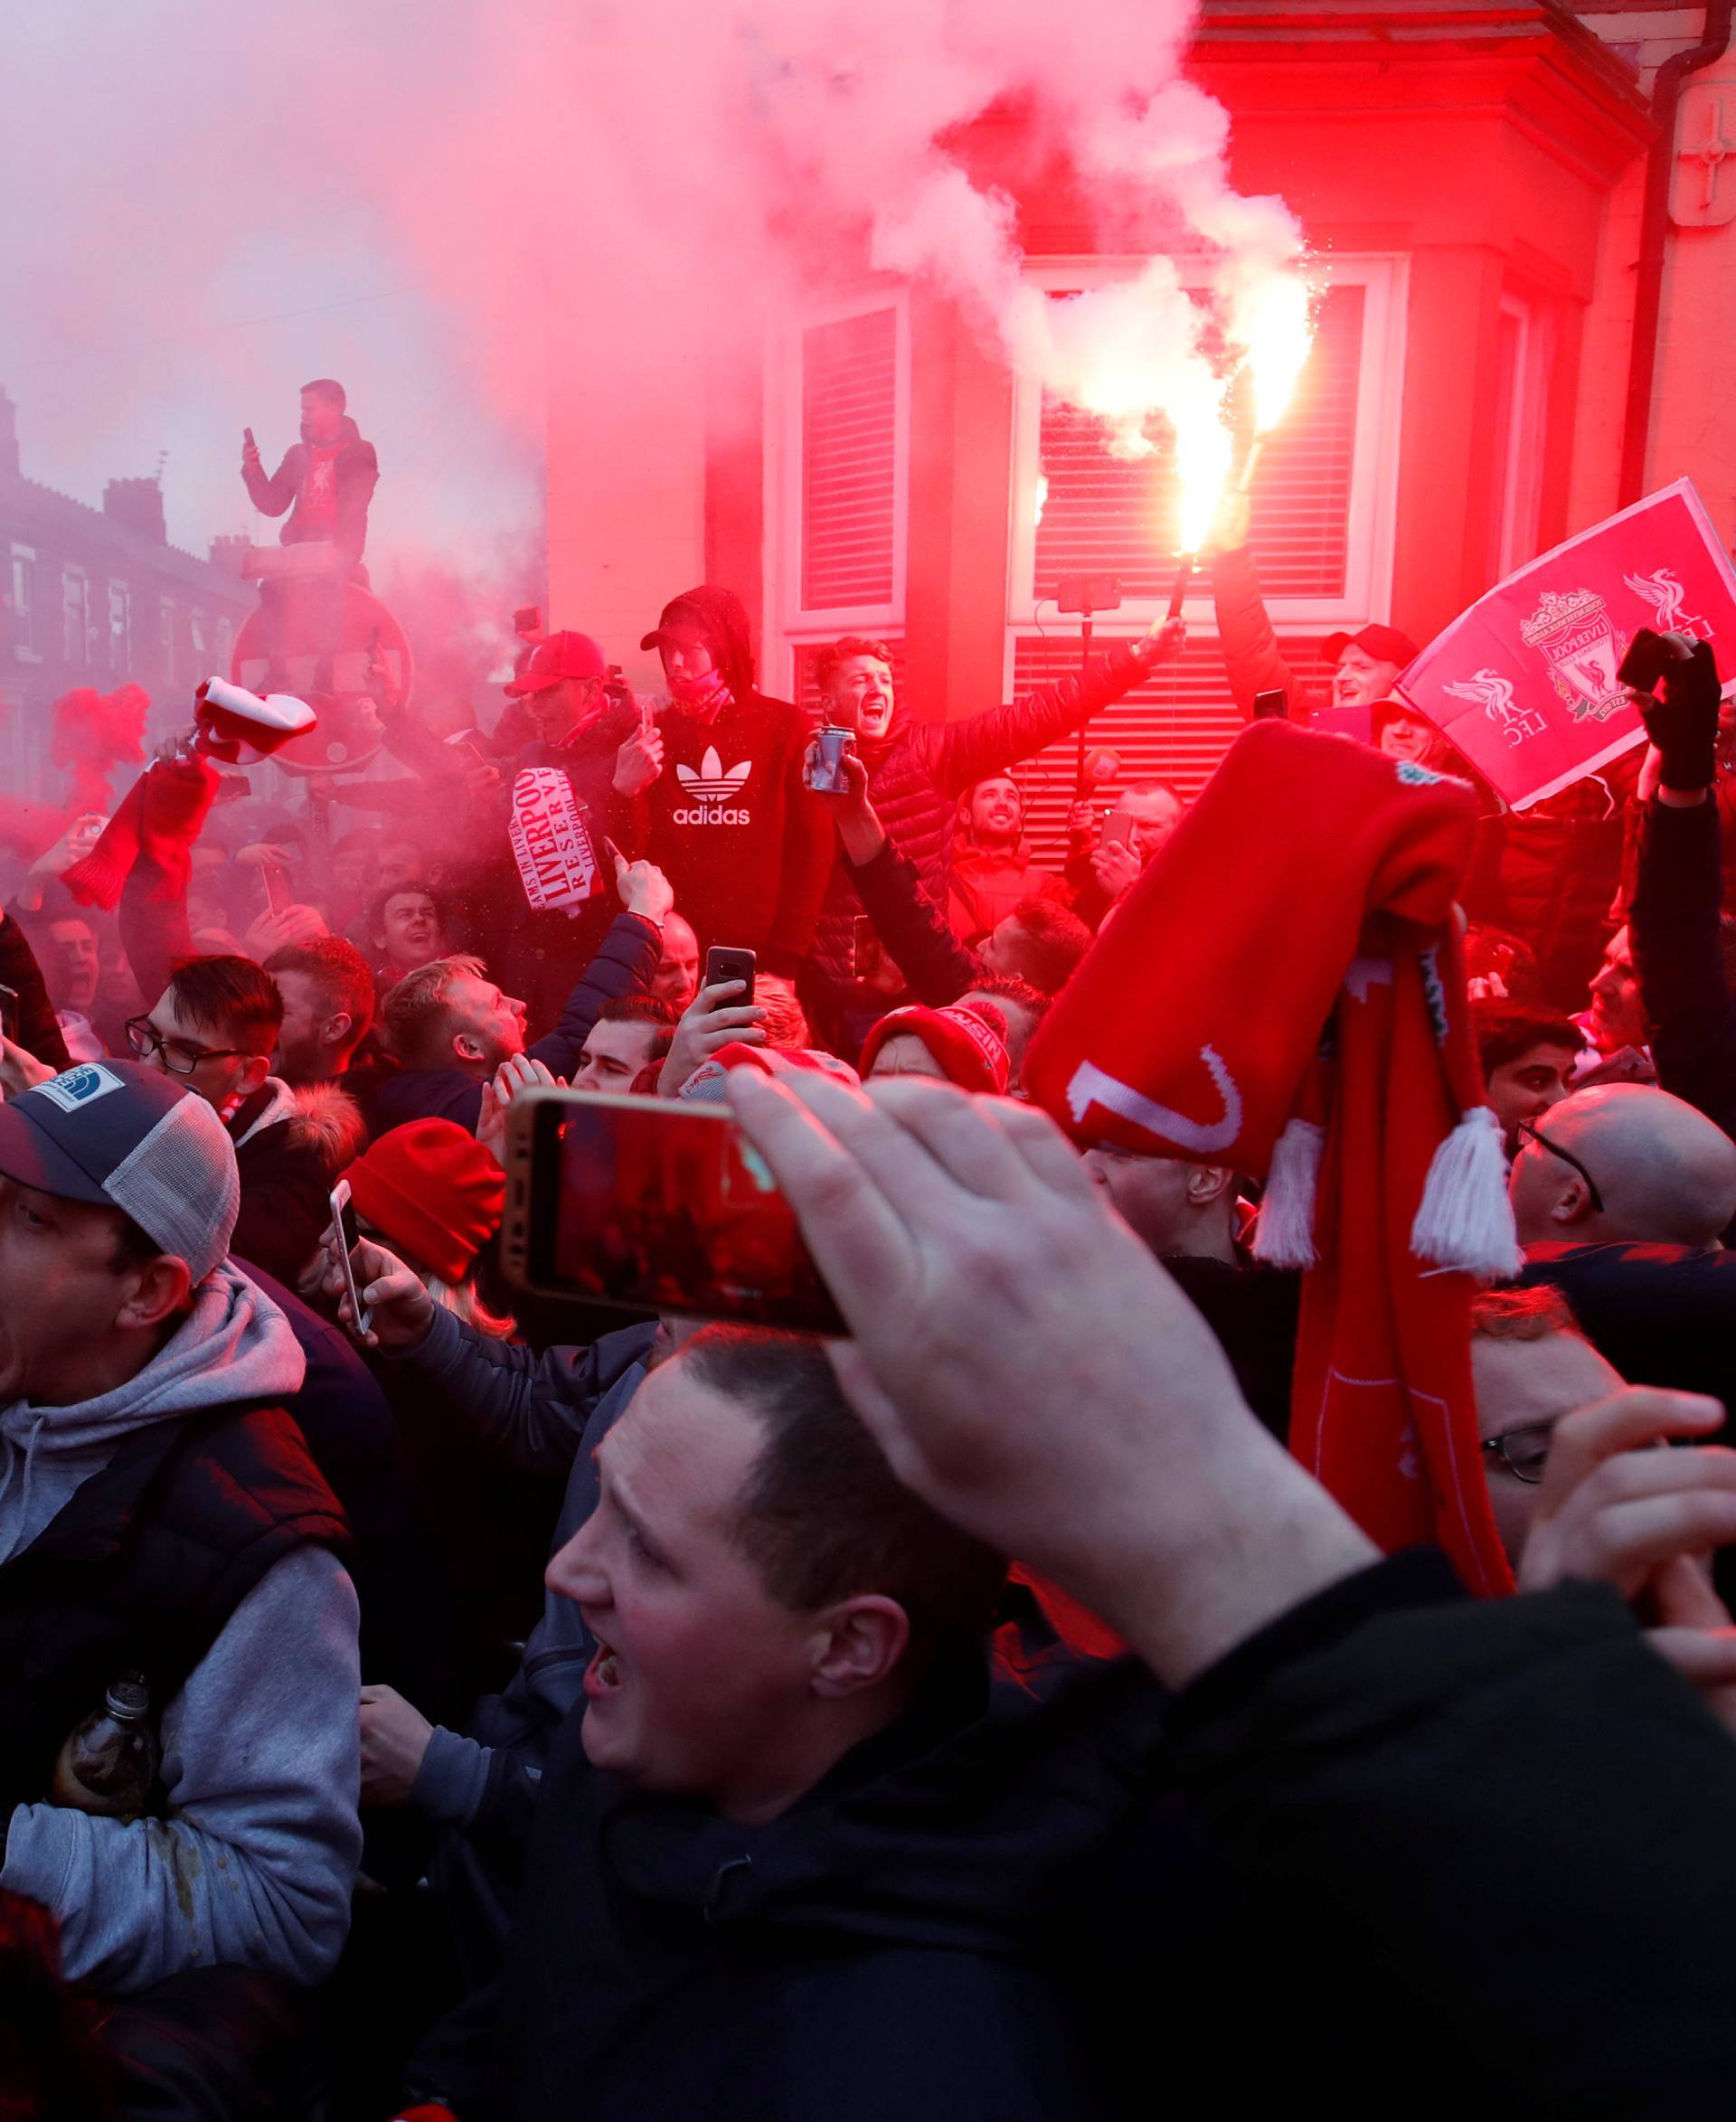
[1470,1287,1628,1562]
[127,955,359,1284]
[1507,1080,1736,1251]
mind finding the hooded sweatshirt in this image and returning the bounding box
[0,1265,361,1994]
[640,588,833,976]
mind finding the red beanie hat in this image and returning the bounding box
[860,1002,1011,1096]
[342,1120,505,1286]
[1025,720,1520,1598]
[676,1042,861,1101]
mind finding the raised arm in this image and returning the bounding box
[1627,639,1736,1137]
[930,621,1184,797]
[527,856,667,1078]
[814,751,978,1006]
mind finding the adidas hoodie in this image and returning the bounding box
[645,687,834,978]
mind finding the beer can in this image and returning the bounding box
[809,724,855,792]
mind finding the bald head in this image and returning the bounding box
[1508,1083,1736,1249]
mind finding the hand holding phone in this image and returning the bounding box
[328,1181,373,1340]
[504,1089,843,1332]
[704,946,757,1005]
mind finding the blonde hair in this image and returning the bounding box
[381,953,489,1068]
[424,1270,515,1341]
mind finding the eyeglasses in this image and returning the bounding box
[1481,1422,1556,1485]
[124,1017,250,1078]
[1514,1118,1605,1214]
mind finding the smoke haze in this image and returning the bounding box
[2,1,1303,579]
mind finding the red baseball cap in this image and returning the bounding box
[1322,623,1419,671]
[505,630,608,696]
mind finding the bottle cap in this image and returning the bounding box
[105,1674,150,1721]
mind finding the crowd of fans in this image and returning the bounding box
[5,543,1736,2122]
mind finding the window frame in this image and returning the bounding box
[764,282,911,699]
[9,545,38,661]
[1005,252,1409,632]
[108,578,131,672]
[1490,290,1554,584]
[61,567,90,665]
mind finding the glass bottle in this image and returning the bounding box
[49,1673,158,1818]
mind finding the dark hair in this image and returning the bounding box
[963,972,1049,1023]
[1474,1001,1585,1078]
[368,882,447,950]
[1470,1286,1584,1342]
[1001,899,1092,995]
[300,377,346,410]
[165,955,282,1055]
[264,936,376,1046]
[596,994,678,1061]
[815,636,895,699]
[680,1326,1007,1656]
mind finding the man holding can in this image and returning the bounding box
[802,620,1184,1055]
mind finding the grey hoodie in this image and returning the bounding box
[0,1265,362,1994]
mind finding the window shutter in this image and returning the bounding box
[1006,630,1334,863]
[1032,283,1365,603]
[801,307,899,611]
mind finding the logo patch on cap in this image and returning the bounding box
[36,1063,125,1113]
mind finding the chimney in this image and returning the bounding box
[103,476,167,543]
[207,533,251,576]
[0,387,17,478]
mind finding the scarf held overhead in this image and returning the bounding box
[1025,720,1520,1596]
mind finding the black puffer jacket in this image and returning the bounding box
[807,641,1155,998]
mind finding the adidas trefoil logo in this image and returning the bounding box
[673,746,754,825]
[675,747,751,800]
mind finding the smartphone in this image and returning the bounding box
[514,604,542,637]
[851,914,882,984]
[1252,687,1289,721]
[329,1180,372,1337]
[503,1089,845,1334]
[704,946,757,1004]
[1099,811,1137,853]
[0,985,18,1042]
[1616,626,1691,694]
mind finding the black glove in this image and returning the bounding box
[1637,637,1721,792]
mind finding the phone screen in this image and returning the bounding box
[506,1090,844,1335]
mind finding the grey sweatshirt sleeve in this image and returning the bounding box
[385,1300,603,1475]
[410,1722,496,1828]
[1,1544,361,1994]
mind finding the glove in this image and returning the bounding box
[1637,637,1721,792]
